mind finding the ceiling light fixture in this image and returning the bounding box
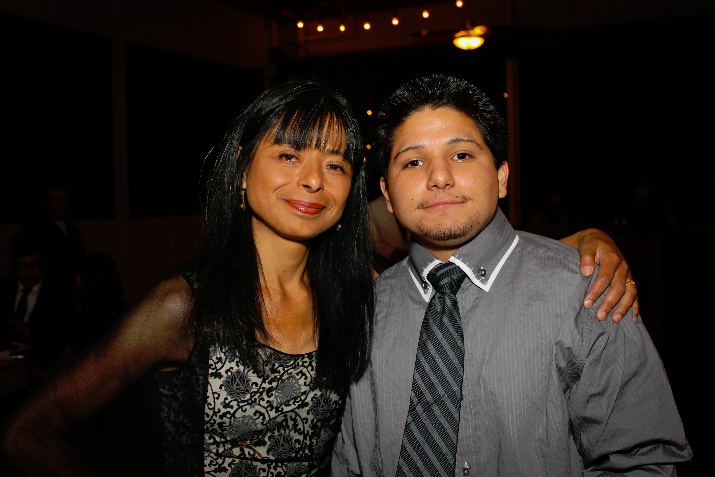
[422,9,430,19]
[453,25,487,50]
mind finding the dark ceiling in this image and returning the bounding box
[223,0,457,21]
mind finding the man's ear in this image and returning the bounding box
[379,177,394,214]
[497,161,509,199]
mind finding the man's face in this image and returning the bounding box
[16,252,43,289]
[44,187,69,220]
[380,107,508,261]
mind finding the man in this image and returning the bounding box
[0,233,72,371]
[332,75,690,476]
[23,183,86,296]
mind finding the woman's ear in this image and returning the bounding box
[238,147,248,189]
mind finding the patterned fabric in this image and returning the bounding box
[204,345,344,476]
[153,268,208,477]
[396,261,468,477]
[154,346,210,476]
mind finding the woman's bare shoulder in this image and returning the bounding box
[144,273,194,327]
[106,272,195,366]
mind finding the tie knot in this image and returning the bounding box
[427,262,467,295]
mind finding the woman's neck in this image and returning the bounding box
[252,220,317,354]
[253,226,311,293]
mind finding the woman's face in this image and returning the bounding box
[242,131,353,244]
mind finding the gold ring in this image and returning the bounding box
[625,278,635,287]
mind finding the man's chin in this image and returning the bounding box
[415,223,480,250]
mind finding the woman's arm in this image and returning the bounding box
[561,229,638,323]
[0,275,193,476]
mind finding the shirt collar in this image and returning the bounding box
[407,208,519,302]
[16,280,42,294]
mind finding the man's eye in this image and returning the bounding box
[454,152,471,160]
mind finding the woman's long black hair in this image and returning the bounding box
[190,79,374,391]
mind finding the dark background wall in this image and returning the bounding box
[0,1,712,474]
[0,14,114,222]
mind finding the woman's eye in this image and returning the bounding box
[404,159,423,168]
[327,163,346,173]
[278,153,297,161]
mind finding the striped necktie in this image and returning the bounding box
[15,286,32,321]
[396,261,468,476]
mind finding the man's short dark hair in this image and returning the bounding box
[374,74,508,181]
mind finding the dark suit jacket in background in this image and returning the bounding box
[0,277,73,368]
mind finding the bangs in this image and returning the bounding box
[269,106,357,164]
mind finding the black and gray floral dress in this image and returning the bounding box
[153,270,344,476]
[203,345,343,476]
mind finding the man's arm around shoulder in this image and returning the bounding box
[566,300,691,475]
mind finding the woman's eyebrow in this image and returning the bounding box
[327,148,347,157]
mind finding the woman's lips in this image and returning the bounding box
[287,199,326,215]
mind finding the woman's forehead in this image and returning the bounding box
[266,117,347,151]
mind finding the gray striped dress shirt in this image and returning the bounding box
[332,209,691,476]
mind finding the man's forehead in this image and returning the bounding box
[17,252,42,263]
[390,116,489,164]
[395,107,483,138]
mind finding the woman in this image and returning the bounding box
[1,80,636,476]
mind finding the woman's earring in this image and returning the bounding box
[336,223,341,231]
[240,189,247,210]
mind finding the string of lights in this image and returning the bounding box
[297,2,462,32]
[294,1,485,50]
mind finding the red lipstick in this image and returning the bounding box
[287,199,325,215]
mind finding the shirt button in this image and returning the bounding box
[479,267,487,279]
[462,461,471,476]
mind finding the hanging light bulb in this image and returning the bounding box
[453,35,484,49]
[339,24,346,31]
[453,25,487,50]
[297,21,304,28]
[422,9,430,19]
[392,16,399,25]
[317,24,324,32]
[456,0,464,7]
[364,21,371,30]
